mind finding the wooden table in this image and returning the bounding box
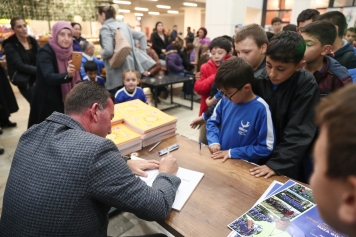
[139,135,289,237]
[141,75,195,110]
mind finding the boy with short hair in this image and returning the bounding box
[191,24,268,129]
[250,31,320,180]
[317,11,356,69]
[343,27,356,44]
[83,61,105,87]
[206,57,275,162]
[311,84,356,237]
[271,17,282,34]
[296,9,320,31]
[300,20,352,96]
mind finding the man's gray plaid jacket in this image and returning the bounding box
[0,112,181,236]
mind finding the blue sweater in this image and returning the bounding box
[206,96,275,161]
[115,87,147,104]
[82,75,105,87]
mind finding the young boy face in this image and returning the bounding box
[272,22,282,33]
[211,47,228,67]
[123,72,139,92]
[266,56,303,85]
[221,84,251,104]
[301,32,330,64]
[344,30,356,44]
[235,37,267,70]
[86,71,97,82]
[310,126,351,234]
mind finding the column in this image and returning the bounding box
[290,0,317,25]
[183,8,202,37]
[205,0,245,39]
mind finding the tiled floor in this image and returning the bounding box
[0,84,201,236]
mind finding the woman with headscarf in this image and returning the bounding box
[71,22,86,52]
[3,17,40,104]
[28,21,81,128]
[150,22,169,60]
[192,27,210,66]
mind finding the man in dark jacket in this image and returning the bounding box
[316,11,356,69]
[0,82,181,236]
[185,27,195,45]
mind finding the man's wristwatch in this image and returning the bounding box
[147,71,151,76]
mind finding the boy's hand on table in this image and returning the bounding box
[209,144,221,153]
[211,150,230,162]
[127,159,160,178]
[250,165,276,179]
[190,116,205,129]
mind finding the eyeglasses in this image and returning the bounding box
[222,88,239,100]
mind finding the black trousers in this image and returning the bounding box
[18,85,34,105]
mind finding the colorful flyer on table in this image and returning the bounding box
[227,180,347,237]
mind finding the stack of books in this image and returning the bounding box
[226,179,346,237]
[107,100,177,154]
[106,123,142,156]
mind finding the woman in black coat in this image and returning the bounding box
[3,17,40,104]
[150,22,169,59]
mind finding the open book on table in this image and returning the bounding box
[131,157,204,211]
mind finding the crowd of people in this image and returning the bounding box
[1,3,356,237]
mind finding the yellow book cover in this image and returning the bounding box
[106,123,141,145]
[112,104,124,124]
[124,109,177,134]
[115,99,154,118]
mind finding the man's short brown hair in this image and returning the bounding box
[234,24,268,47]
[315,84,356,178]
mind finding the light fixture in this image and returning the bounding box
[119,9,130,13]
[135,7,149,11]
[134,13,143,16]
[157,5,171,9]
[137,17,141,20]
[148,11,160,15]
[113,0,131,4]
[183,2,197,7]
[116,15,124,19]
[167,10,179,14]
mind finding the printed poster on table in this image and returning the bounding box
[227,180,347,237]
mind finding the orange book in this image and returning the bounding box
[112,104,124,125]
[106,123,141,147]
[115,99,153,118]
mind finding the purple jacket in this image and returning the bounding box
[165,50,184,73]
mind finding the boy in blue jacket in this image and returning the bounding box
[206,57,275,162]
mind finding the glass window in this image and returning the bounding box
[281,10,292,22]
[267,0,280,10]
[266,11,280,25]
[333,0,354,7]
[315,0,329,8]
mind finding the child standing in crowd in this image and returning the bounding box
[83,61,105,87]
[193,37,232,144]
[207,57,275,163]
[343,27,356,44]
[250,31,320,181]
[271,17,282,34]
[114,69,146,104]
[165,42,185,76]
[300,21,351,96]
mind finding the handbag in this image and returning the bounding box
[103,25,132,69]
[10,71,30,87]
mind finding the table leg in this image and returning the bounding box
[170,84,173,104]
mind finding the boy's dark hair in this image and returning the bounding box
[235,24,268,47]
[315,84,356,178]
[317,11,347,38]
[209,37,232,54]
[297,9,320,26]
[64,81,112,115]
[300,21,337,46]
[266,32,275,42]
[215,57,254,90]
[84,61,98,72]
[266,31,306,64]
[271,17,282,25]
[345,27,356,34]
[282,24,297,32]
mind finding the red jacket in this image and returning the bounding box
[194,59,218,115]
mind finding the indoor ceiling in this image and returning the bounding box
[110,0,206,16]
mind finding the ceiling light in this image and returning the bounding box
[116,15,124,19]
[119,9,130,13]
[134,13,143,16]
[137,17,141,20]
[183,2,197,7]
[148,11,160,15]
[157,5,171,9]
[135,7,149,11]
[167,10,179,14]
[113,0,131,4]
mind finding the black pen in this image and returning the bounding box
[149,141,161,152]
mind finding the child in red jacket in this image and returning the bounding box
[194,37,232,144]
